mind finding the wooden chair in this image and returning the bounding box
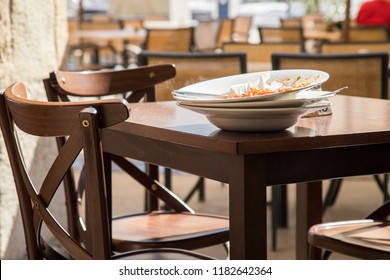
[222,42,303,72]
[79,18,123,67]
[193,19,220,52]
[320,41,390,57]
[62,19,101,70]
[309,200,390,259]
[144,27,194,52]
[138,51,247,101]
[0,82,215,260]
[272,52,390,211]
[348,25,390,42]
[43,65,230,255]
[280,17,303,28]
[118,17,144,31]
[216,18,234,49]
[232,15,252,43]
[258,26,304,43]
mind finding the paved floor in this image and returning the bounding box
[110,166,386,260]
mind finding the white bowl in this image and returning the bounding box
[178,101,330,132]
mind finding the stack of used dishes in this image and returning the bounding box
[172,69,343,132]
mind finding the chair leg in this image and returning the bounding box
[164,168,206,203]
[164,167,172,190]
[184,177,205,203]
[373,174,390,202]
[323,178,343,212]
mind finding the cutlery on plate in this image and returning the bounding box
[331,86,348,94]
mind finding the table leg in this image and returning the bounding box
[296,181,322,259]
[228,156,268,260]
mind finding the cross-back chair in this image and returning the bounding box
[43,65,229,255]
[0,82,217,260]
[144,27,194,52]
[309,199,390,259]
[272,52,390,212]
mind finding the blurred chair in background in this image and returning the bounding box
[320,41,390,56]
[258,26,304,44]
[216,18,234,49]
[232,15,252,43]
[223,41,303,72]
[348,25,390,42]
[193,19,220,52]
[144,27,194,52]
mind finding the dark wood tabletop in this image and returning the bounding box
[102,95,390,259]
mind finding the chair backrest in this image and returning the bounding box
[46,64,176,103]
[222,42,302,64]
[232,15,252,42]
[320,41,390,57]
[0,82,130,259]
[144,27,194,52]
[45,65,179,239]
[272,52,389,99]
[193,19,220,52]
[138,51,247,101]
[118,17,144,31]
[348,25,390,42]
[281,17,302,28]
[258,26,304,43]
[216,18,234,48]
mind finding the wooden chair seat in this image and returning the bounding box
[309,201,390,260]
[112,212,229,251]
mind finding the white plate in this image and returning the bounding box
[178,101,331,132]
[173,69,329,103]
[177,90,334,109]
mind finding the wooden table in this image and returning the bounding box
[76,29,146,66]
[101,95,390,259]
[76,29,145,44]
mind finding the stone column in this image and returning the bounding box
[0,0,68,259]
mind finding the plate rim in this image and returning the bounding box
[173,69,330,104]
